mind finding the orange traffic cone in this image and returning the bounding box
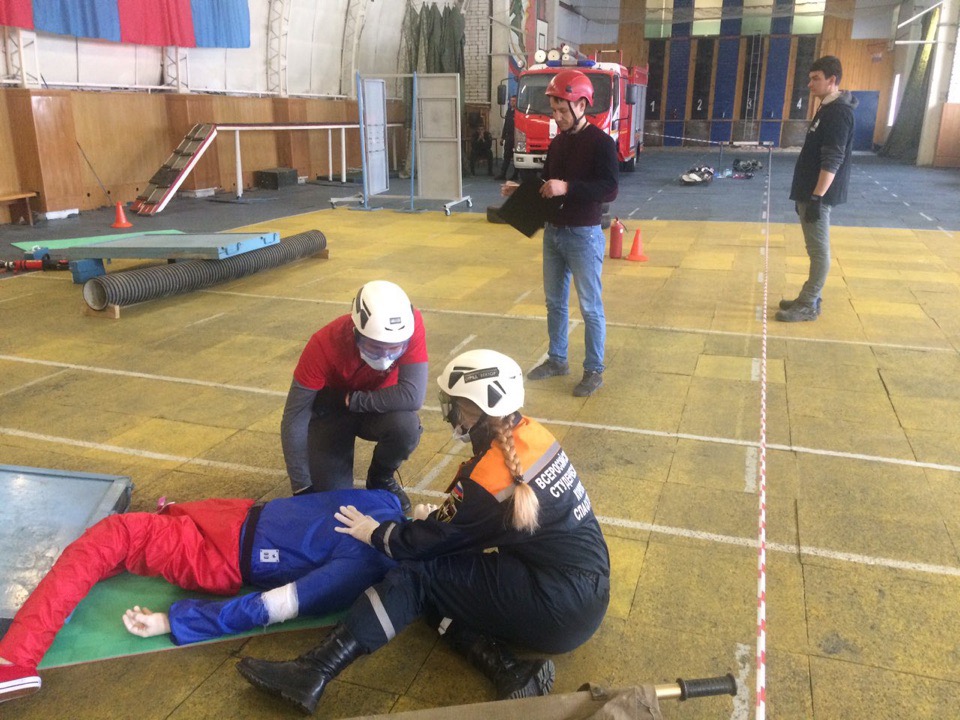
[111,202,133,229]
[626,228,648,262]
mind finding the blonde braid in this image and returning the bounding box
[490,415,540,533]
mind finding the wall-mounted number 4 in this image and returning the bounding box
[796,98,803,109]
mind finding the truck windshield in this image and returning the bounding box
[516,72,612,116]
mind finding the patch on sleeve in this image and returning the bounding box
[436,482,463,523]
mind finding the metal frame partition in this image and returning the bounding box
[332,72,471,215]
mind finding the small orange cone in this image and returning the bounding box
[626,228,648,262]
[111,202,133,229]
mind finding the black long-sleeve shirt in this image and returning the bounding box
[542,122,619,227]
[790,92,857,206]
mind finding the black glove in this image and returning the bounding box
[312,386,348,415]
[803,196,822,223]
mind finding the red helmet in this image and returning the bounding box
[545,69,593,106]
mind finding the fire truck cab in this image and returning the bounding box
[502,50,649,173]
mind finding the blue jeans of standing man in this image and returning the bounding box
[542,222,606,373]
[796,201,832,305]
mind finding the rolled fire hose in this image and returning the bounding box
[82,229,326,310]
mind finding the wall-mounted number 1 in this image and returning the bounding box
[650,100,656,113]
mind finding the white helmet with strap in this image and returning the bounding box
[437,349,524,417]
[351,280,415,343]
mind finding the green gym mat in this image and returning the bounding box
[38,572,342,669]
[13,229,184,252]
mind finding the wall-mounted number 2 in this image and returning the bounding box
[696,98,703,111]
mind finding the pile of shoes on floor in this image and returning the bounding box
[731,158,764,179]
[680,165,715,185]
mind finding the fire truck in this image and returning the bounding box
[500,47,649,173]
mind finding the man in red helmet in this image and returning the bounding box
[502,69,618,397]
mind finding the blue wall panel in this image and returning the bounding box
[664,38,691,146]
[772,0,794,35]
[710,37,739,143]
[759,36,791,146]
[720,0,743,36]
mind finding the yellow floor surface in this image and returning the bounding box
[1,211,959,719]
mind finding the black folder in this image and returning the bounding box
[495,178,555,237]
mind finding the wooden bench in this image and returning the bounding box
[0,191,38,226]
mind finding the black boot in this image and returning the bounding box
[236,624,364,715]
[446,626,555,700]
[366,464,411,514]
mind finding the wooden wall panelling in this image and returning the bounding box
[72,92,169,210]
[7,90,84,213]
[934,104,960,167]
[273,98,312,178]
[0,90,23,223]
[165,94,221,191]
[618,0,647,68]
[213,96,279,192]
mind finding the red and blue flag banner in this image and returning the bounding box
[0,0,250,48]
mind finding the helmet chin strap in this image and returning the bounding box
[564,100,586,133]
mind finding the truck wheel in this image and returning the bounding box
[621,154,637,173]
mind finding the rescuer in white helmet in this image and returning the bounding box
[280,280,428,512]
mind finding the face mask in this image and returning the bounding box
[451,425,471,443]
[440,391,471,442]
[360,351,396,371]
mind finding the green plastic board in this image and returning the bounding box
[13,230,184,252]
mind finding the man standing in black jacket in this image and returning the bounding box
[778,55,857,322]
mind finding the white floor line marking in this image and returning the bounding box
[0,427,287,476]
[761,211,767,221]
[628,207,640,217]
[651,216,658,221]
[595,514,960,577]
[890,193,898,198]
[646,196,654,202]
[415,453,457,489]
[447,334,476,357]
[755,306,763,321]
[657,189,663,193]
[535,417,960,474]
[2,355,956,473]
[743,446,758,493]
[0,369,68,398]
[938,226,952,236]
[0,292,35,303]
[757,272,764,283]
[528,353,549,374]
[750,358,761,382]
[0,355,287,396]
[185,312,226,328]
[513,289,533,304]
[731,643,753,720]
[882,186,888,191]
[3,424,957,578]
[874,180,880,184]
[759,247,766,255]
[903,201,911,206]
[919,212,934,221]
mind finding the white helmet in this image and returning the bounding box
[437,349,524,417]
[351,281,415,343]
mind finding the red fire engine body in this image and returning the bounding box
[511,52,649,173]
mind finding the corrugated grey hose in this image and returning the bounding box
[82,230,326,310]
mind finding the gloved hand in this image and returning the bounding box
[803,196,822,223]
[334,505,380,545]
[411,503,438,521]
[122,606,171,638]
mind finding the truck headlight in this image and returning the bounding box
[515,128,526,153]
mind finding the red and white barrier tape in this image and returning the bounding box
[754,148,773,720]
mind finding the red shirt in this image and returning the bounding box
[293,312,428,391]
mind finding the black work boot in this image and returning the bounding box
[236,624,364,715]
[446,627,555,700]
[366,465,411,515]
